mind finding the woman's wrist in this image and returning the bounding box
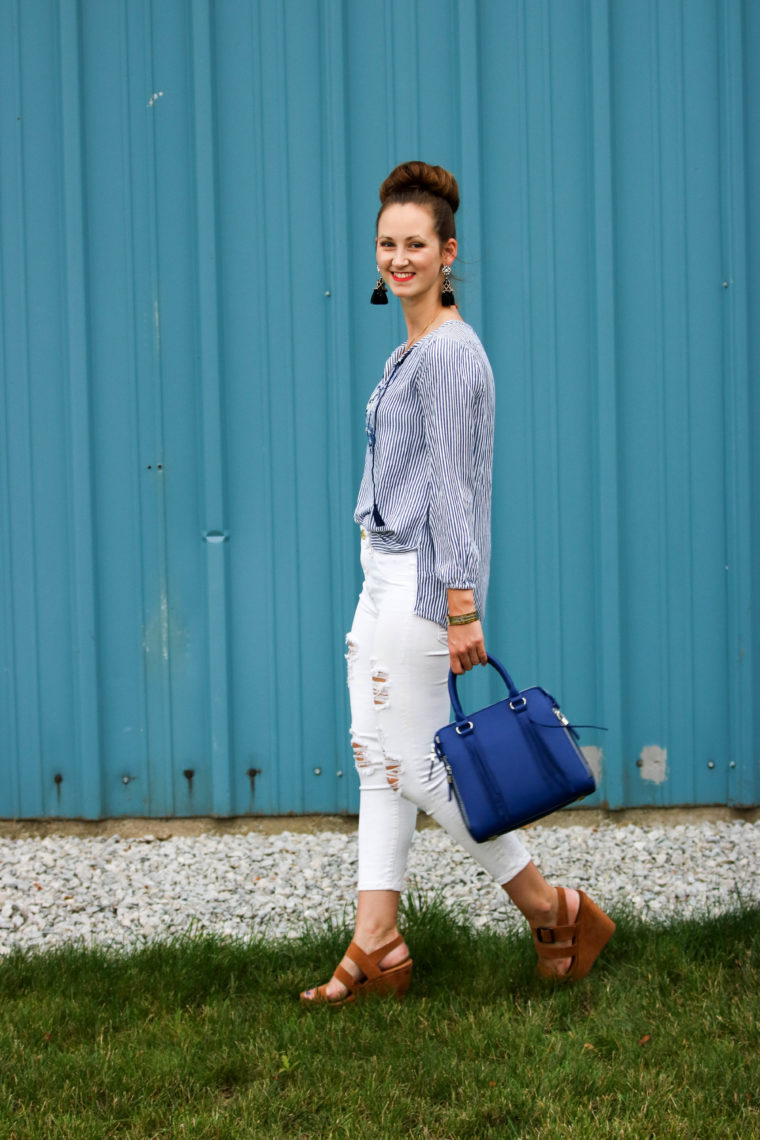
[447,611,479,626]
[446,587,477,616]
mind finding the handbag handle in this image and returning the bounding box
[447,656,607,736]
[447,654,520,722]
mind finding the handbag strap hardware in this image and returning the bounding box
[509,696,528,712]
[454,720,474,736]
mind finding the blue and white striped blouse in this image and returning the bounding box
[354,319,495,627]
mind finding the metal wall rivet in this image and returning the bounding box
[313,767,322,776]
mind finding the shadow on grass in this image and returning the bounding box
[1,895,758,1011]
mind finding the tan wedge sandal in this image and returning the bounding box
[531,887,615,981]
[299,935,413,1008]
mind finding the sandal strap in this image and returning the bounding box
[333,963,358,992]
[345,935,405,981]
[533,941,578,961]
[532,922,576,945]
[531,888,578,957]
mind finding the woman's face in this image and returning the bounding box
[375,202,456,305]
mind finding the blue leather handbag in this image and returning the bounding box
[433,655,597,842]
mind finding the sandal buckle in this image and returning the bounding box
[536,927,555,944]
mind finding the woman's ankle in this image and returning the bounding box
[352,921,401,950]
[530,887,579,929]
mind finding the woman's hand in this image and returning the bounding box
[447,619,488,675]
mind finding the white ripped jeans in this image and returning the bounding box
[346,532,531,893]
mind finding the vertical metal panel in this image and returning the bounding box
[59,0,102,818]
[190,0,231,815]
[607,0,754,808]
[0,0,757,818]
[718,0,754,809]
[744,0,760,810]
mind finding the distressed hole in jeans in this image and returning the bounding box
[385,759,400,789]
[345,636,358,683]
[372,670,390,708]
[352,740,370,770]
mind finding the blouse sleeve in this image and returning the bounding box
[415,339,484,590]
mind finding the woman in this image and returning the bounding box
[300,161,614,1005]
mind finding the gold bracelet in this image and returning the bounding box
[447,611,479,626]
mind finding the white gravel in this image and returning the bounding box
[1,821,758,956]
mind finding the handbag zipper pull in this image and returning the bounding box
[442,757,454,800]
[433,737,455,800]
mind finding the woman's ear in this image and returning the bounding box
[441,237,458,265]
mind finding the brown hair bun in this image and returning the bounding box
[377,161,459,242]
[379,161,459,214]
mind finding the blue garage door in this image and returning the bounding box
[1,0,757,817]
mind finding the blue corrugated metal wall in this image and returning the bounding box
[1,0,757,818]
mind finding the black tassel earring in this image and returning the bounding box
[441,264,456,306]
[370,265,389,305]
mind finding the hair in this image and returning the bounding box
[377,161,459,244]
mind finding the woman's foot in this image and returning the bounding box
[531,887,615,980]
[300,935,412,1005]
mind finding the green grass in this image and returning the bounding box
[0,898,758,1139]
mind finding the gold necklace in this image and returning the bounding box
[404,313,441,352]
